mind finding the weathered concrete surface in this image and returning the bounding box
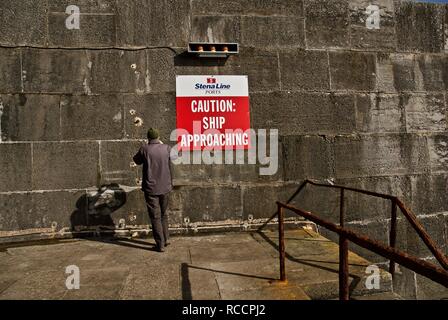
[304,0,350,49]
[32,142,99,190]
[395,1,445,53]
[0,94,61,141]
[0,228,400,300]
[0,49,22,93]
[0,0,47,46]
[0,143,32,192]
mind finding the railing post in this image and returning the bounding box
[278,203,286,282]
[389,199,397,277]
[339,188,349,300]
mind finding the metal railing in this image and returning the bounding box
[273,179,448,300]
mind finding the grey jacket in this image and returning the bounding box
[133,139,173,195]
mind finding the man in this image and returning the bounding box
[133,128,174,252]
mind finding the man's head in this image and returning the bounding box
[147,127,160,140]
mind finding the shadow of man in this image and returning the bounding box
[70,183,157,250]
[70,183,125,233]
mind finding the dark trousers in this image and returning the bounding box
[144,192,170,249]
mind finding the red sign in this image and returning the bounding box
[176,76,250,150]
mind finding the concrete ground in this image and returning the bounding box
[0,228,394,300]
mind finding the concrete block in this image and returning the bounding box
[0,193,32,231]
[116,0,190,47]
[22,49,89,94]
[190,16,240,43]
[400,213,447,259]
[403,93,446,133]
[395,2,445,53]
[225,47,280,92]
[175,186,242,222]
[376,53,420,92]
[100,140,143,186]
[122,93,176,142]
[415,260,448,299]
[110,188,152,226]
[355,93,405,133]
[329,51,376,91]
[415,54,448,91]
[48,13,117,47]
[349,0,396,50]
[334,134,430,178]
[375,52,446,92]
[240,16,305,48]
[428,134,448,173]
[334,175,412,222]
[286,184,340,223]
[88,50,148,94]
[304,0,349,49]
[251,92,356,135]
[174,53,228,77]
[0,49,22,93]
[242,184,298,220]
[32,142,99,190]
[191,0,303,16]
[279,49,329,91]
[392,265,417,299]
[0,143,32,192]
[146,49,177,93]
[409,174,448,216]
[32,190,87,231]
[0,0,47,46]
[60,95,123,140]
[282,135,333,181]
[0,94,60,141]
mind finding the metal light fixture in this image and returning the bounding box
[188,42,239,58]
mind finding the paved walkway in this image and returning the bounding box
[0,228,392,300]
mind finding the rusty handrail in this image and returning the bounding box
[276,202,448,287]
[273,179,448,300]
[289,179,448,270]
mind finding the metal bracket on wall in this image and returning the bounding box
[188,42,239,58]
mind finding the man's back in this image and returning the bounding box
[133,139,172,195]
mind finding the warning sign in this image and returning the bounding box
[176,75,250,150]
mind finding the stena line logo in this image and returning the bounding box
[195,78,231,90]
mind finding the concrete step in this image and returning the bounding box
[252,228,394,300]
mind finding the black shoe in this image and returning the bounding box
[156,246,165,252]
[165,241,171,246]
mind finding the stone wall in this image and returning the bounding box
[0,0,447,298]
